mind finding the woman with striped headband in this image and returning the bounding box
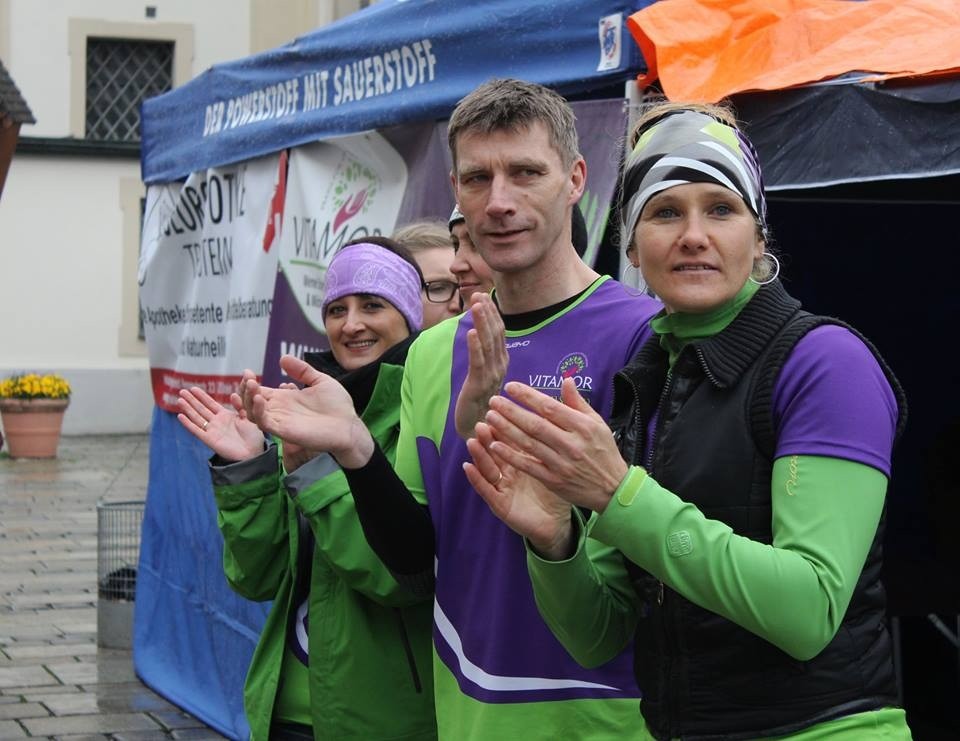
[176,237,437,741]
[465,103,911,739]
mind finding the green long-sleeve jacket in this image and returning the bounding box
[527,457,910,740]
[212,353,436,741]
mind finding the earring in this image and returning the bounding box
[750,253,780,286]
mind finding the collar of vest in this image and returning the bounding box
[690,280,801,388]
[624,280,801,392]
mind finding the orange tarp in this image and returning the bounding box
[627,0,960,102]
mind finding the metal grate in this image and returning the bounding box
[97,500,145,601]
[85,37,173,142]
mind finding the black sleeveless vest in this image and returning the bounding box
[609,281,906,740]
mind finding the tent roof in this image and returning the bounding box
[627,0,960,102]
[623,0,960,190]
[140,0,652,183]
[736,76,960,191]
[140,0,960,190]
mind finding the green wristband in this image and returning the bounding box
[613,465,648,507]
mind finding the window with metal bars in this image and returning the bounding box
[85,37,173,142]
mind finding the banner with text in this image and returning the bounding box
[141,0,650,184]
[139,154,283,412]
[261,132,408,385]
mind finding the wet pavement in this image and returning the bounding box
[0,435,228,740]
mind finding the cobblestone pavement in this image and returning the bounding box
[0,435,228,740]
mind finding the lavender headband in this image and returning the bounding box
[322,242,423,331]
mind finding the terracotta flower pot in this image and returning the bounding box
[0,398,70,459]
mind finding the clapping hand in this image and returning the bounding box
[244,354,375,469]
[464,421,575,561]
[176,385,265,462]
[479,378,629,514]
[454,292,509,439]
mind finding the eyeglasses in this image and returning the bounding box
[423,280,459,303]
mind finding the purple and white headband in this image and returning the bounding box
[322,242,423,331]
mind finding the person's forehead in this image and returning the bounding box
[455,121,557,165]
[414,246,456,277]
[646,182,742,205]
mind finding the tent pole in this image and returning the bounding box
[619,79,646,291]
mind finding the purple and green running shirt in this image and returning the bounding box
[394,276,661,740]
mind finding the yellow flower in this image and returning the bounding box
[0,373,72,399]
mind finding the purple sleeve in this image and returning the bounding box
[772,325,898,476]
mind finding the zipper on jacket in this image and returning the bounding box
[620,361,681,733]
[619,368,673,612]
[613,371,643,466]
[645,369,673,471]
[695,346,722,388]
[394,608,423,693]
[646,370,677,735]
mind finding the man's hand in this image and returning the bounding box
[454,293,509,439]
[248,354,375,469]
[464,421,575,561]
[482,378,629,513]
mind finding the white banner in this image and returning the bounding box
[139,154,282,411]
[281,132,407,330]
[260,132,408,384]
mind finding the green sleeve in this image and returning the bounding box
[394,319,458,505]
[285,361,428,607]
[213,446,291,602]
[591,455,887,660]
[526,499,642,668]
[287,454,425,607]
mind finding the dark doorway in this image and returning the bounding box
[768,187,960,740]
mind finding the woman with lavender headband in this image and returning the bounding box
[175,237,436,741]
[466,103,910,740]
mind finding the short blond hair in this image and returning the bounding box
[391,220,453,254]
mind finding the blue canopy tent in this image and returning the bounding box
[141,0,652,184]
[135,2,654,738]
